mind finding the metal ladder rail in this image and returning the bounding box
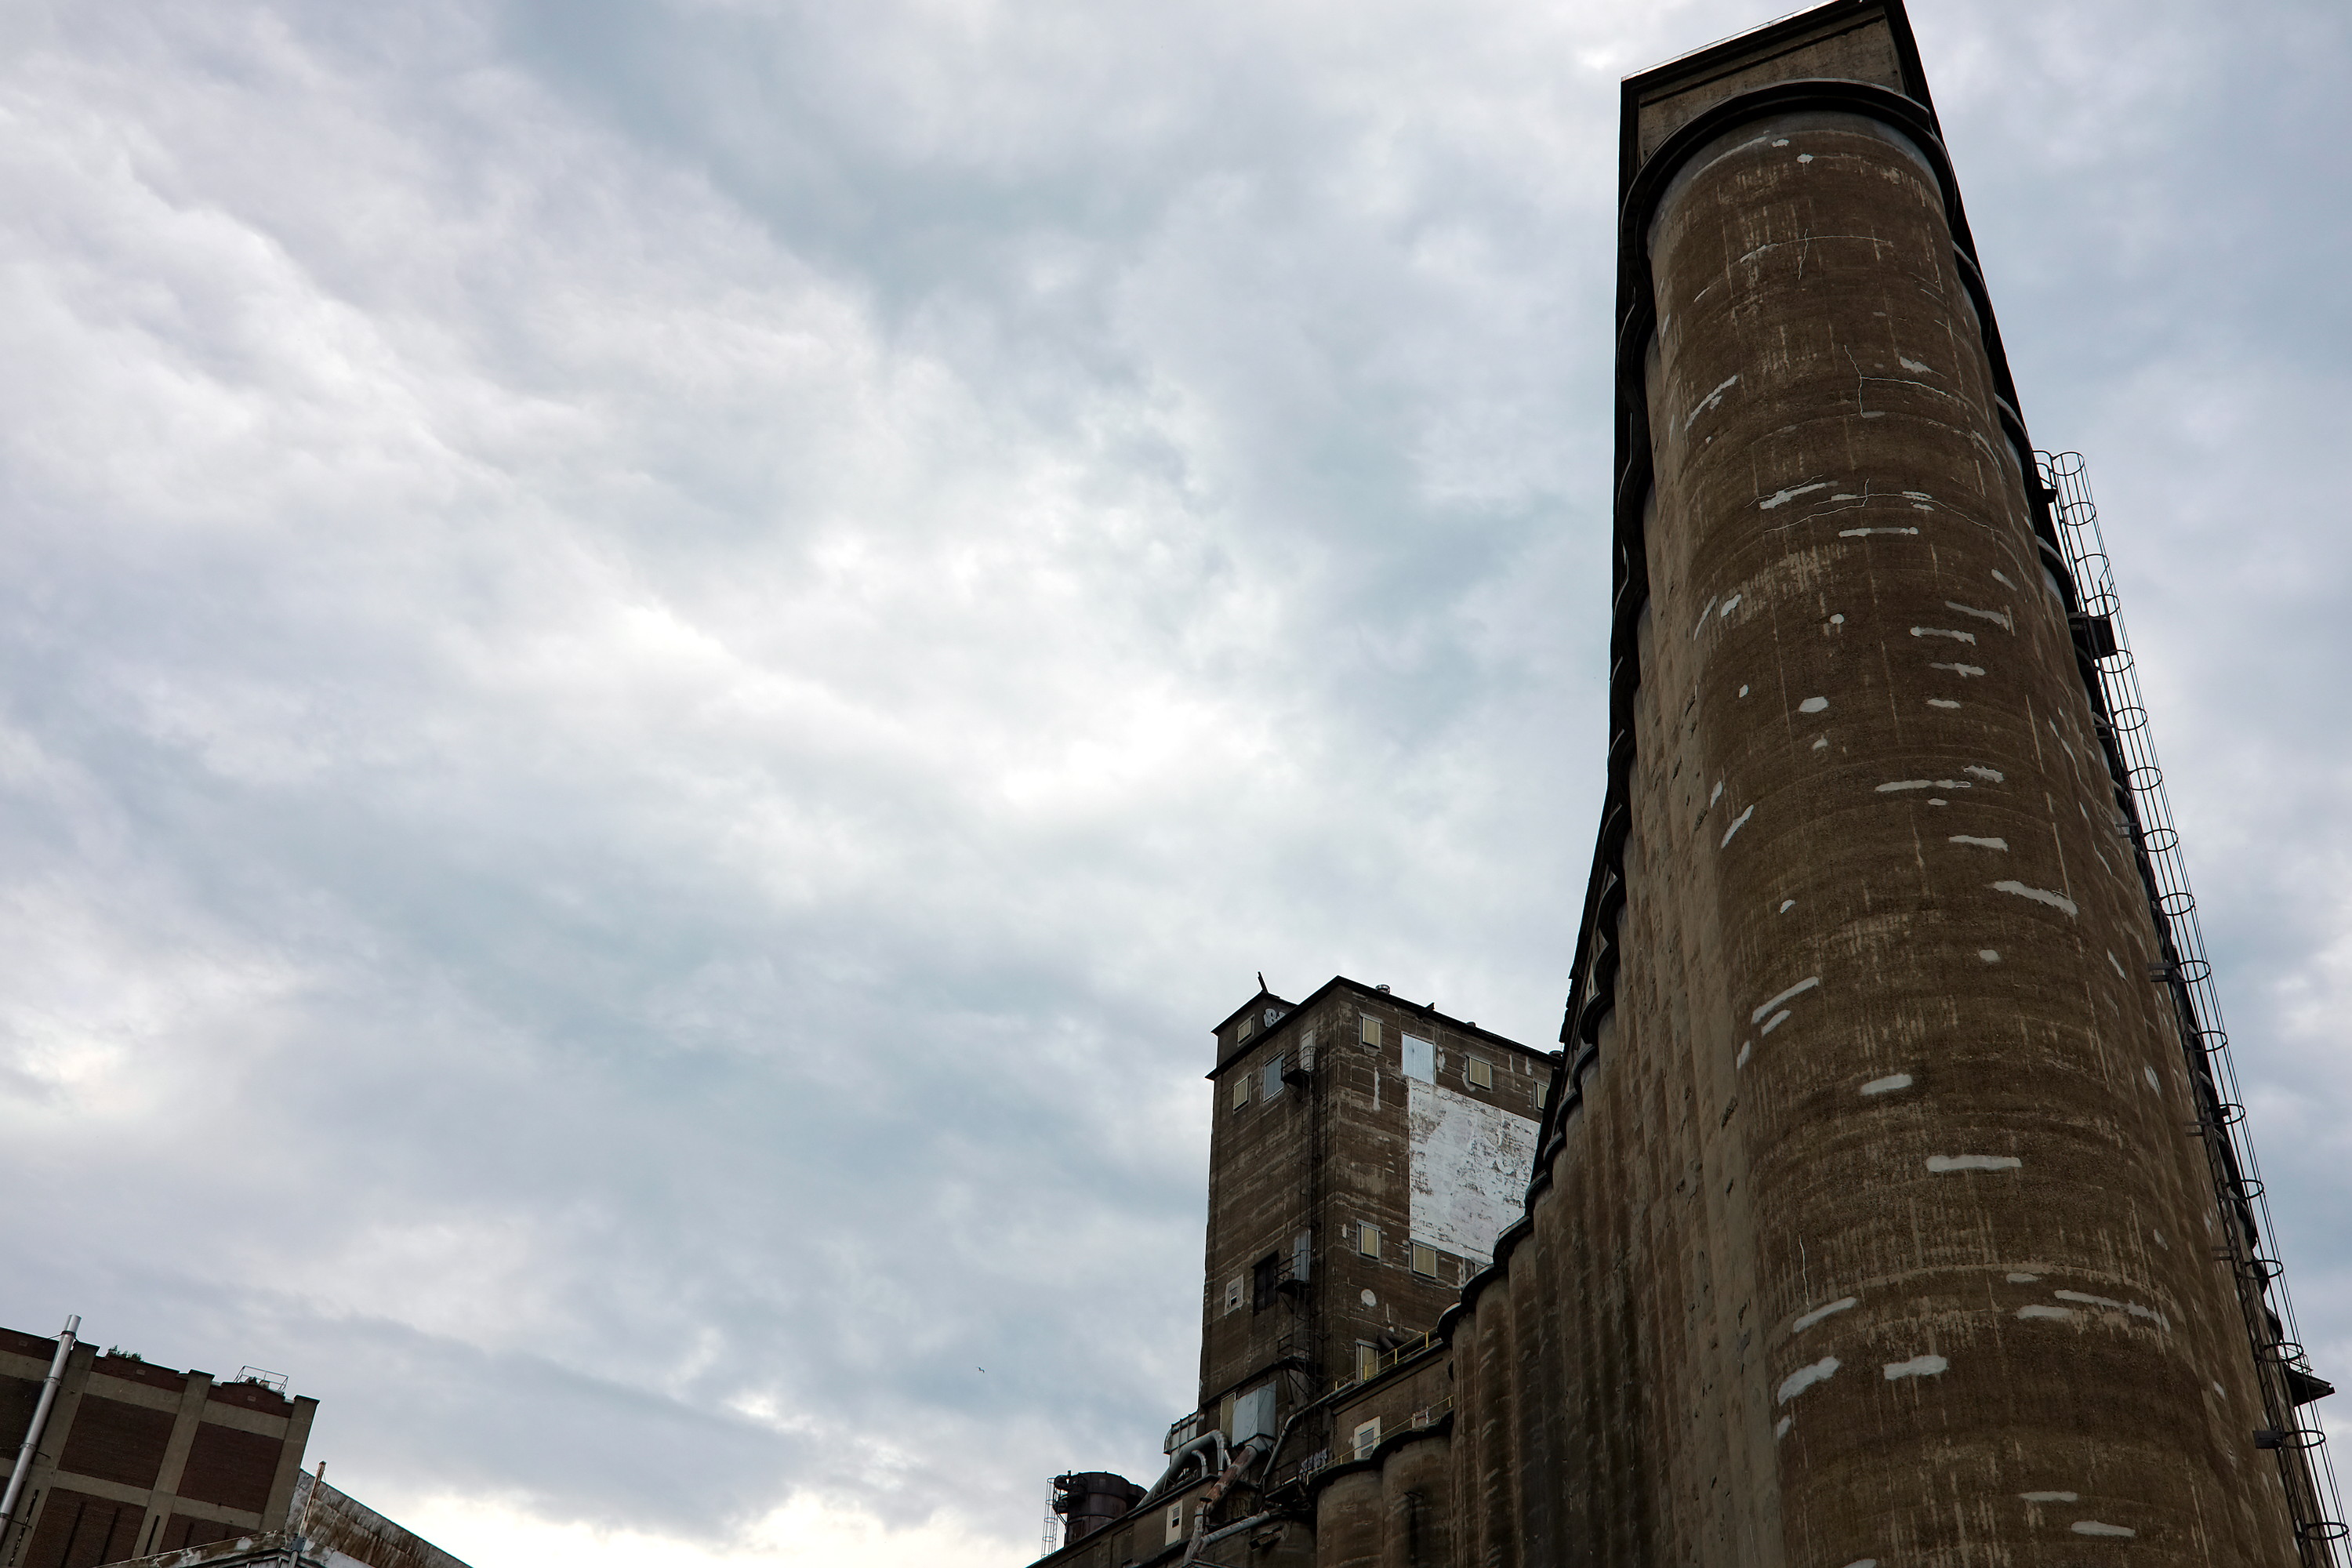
[2038,450,2345,1563]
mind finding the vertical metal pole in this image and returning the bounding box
[0,1315,81,1556]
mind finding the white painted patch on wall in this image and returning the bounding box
[1796,153,1814,163]
[1878,779,1974,793]
[1838,526,1919,537]
[1686,374,1740,431]
[1830,613,1845,624]
[1739,684,1750,696]
[1899,356,1933,374]
[1736,1041,1753,1069]
[2107,950,2127,979]
[1792,1298,1857,1333]
[1944,601,2014,630]
[1722,594,1742,617]
[1962,764,2004,781]
[1928,698,1961,709]
[1751,977,1820,1022]
[1991,569,2017,589]
[1406,1080,1535,1266]
[1883,1354,1947,1380]
[2072,1523,2136,1538]
[1860,1073,1912,1096]
[1949,836,2008,851]
[1759,1009,1791,1035]
[1928,1154,2021,1173]
[1929,662,1986,677]
[1992,880,2078,916]
[1911,626,1978,644]
[2007,1272,2042,1283]
[2144,1065,2161,1091]
[1779,899,1796,913]
[1774,1415,1793,1440]
[1710,779,1724,808]
[2020,1491,2079,1504]
[2016,1305,2076,1322]
[1361,1289,1378,1307]
[1798,695,1829,713]
[2054,1290,2169,1330]
[1722,804,1755,848]
[1693,598,1718,638]
[1776,1357,1839,1403]
[1813,736,1829,750]
[1979,949,2000,963]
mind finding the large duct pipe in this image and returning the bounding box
[0,1315,80,1549]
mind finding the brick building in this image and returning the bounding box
[1,1323,468,1568]
[1028,0,2339,1563]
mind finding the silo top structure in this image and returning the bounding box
[1025,3,2339,1563]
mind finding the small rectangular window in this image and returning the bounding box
[1252,1254,1279,1312]
[1292,1230,1312,1282]
[1355,1343,1379,1383]
[1356,1221,1381,1258]
[1225,1276,1244,1315]
[1412,1243,1438,1278]
[1359,1016,1381,1047]
[1237,1014,1255,1041]
[1534,1079,1550,1109]
[1262,1054,1285,1101]
[1165,1501,1186,1544]
[1352,1417,1381,1461]
[1466,1056,1494,1089]
[1232,1073,1251,1109]
[1401,1035,1434,1083]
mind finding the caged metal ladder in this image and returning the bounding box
[2037,450,2344,1564]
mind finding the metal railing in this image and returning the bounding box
[2039,451,2344,1563]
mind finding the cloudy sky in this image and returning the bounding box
[2,0,2348,1562]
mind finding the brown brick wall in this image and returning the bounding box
[176,1421,283,1514]
[19,1486,143,1568]
[54,1395,175,1490]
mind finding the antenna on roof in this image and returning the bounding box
[1257,971,1266,993]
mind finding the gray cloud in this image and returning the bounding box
[2,0,2348,1557]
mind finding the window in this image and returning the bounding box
[1224,1276,1244,1315]
[1291,1230,1312,1282]
[1231,1073,1251,1110]
[1233,1383,1276,1444]
[1352,1417,1382,1461]
[1412,1243,1439,1278]
[1262,1054,1285,1102]
[1466,1056,1494,1090]
[1355,1221,1381,1258]
[1355,1343,1380,1383]
[1359,1015,1381,1047]
[1534,1079,1550,1109]
[1251,1254,1278,1312]
[1165,1502,1186,1544]
[1237,1014,1255,1042]
[1401,1035,1435,1083]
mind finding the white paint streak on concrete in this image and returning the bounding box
[1962,764,2004,781]
[1911,626,1978,644]
[1793,1298,1857,1333]
[1838,526,1919,537]
[1759,1008,1791,1036]
[2020,1492,2079,1504]
[1928,698,1961,709]
[2007,1272,2042,1283]
[1812,736,1828,750]
[1883,1354,1948,1380]
[1778,899,1795,913]
[1991,569,2017,589]
[2017,1305,2076,1322]
[1928,1154,2022,1173]
[2054,1290,2169,1330]
[1979,949,2000,963]
[1710,779,1724,807]
[1774,1415,1793,1439]
[1798,695,1829,713]
[1721,594,1741,617]
[1736,1042,1753,1069]
[1878,779,1975,793]
[1722,804,1755,848]
[1899,357,1933,373]
[1944,601,2014,630]
[1929,662,1987,677]
[1993,880,2078,916]
[1949,836,2008,851]
[1693,597,1717,638]
[1751,977,1820,1022]
[1406,1080,1535,1266]
[1686,375,1740,431]
[2072,1523,2136,1538]
[1758,479,1826,510]
[1860,1073,1913,1096]
[2144,1065,2160,1091]
[1777,1357,1839,1403]
[2107,951,2127,978]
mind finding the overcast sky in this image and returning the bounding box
[2,1,2347,1563]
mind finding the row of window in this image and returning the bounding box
[1231,1014,1548,1110]
[1223,1225,1457,1314]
